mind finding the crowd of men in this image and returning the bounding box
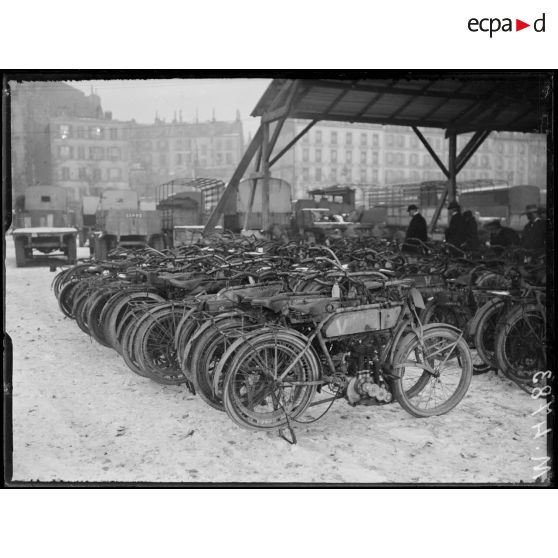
[404,202,546,255]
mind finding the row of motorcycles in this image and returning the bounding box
[52,234,546,441]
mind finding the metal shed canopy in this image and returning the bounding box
[251,75,549,134]
[205,74,550,234]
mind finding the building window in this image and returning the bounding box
[360,133,367,146]
[410,136,419,148]
[315,149,322,163]
[410,153,418,166]
[302,167,309,181]
[360,168,367,182]
[78,168,86,180]
[315,168,322,181]
[518,143,525,154]
[346,151,352,163]
[77,127,85,139]
[331,150,337,163]
[372,134,379,147]
[387,135,394,147]
[302,132,309,144]
[176,153,183,165]
[346,132,352,145]
[385,170,393,183]
[92,168,102,182]
[372,169,378,182]
[89,126,104,139]
[315,131,322,144]
[110,128,118,140]
[216,153,223,165]
[109,168,122,180]
[372,152,379,165]
[331,131,337,145]
[59,125,71,139]
[158,140,169,150]
[77,146,85,160]
[497,143,504,153]
[330,168,337,182]
[396,152,404,165]
[61,167,70,180]
[386,152,394,165]
[360,151,366,164]
[396,135,405,148]
[226,139,233,150]
[410,170,420,181]
[343,168,352,182]
[496,156,504,170]
[59,145,73,159]
[89,146,104,160]
[109,147,121,161]
[226,153,232,164]
[302,148,309,162]
[200,144,207,156]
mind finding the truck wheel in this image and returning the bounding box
[67,236,77,264]
[95,237,108,261]
[14,237,27,267]
[149,235,164,251]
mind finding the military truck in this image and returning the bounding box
[91,189,163,260]
[12,185,78,267]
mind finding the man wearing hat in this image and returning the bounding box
[484,219,520,250]
[445,200,466,252]
[521,204,545,252]
[402,204,428,252]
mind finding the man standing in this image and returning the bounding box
[403,204,427,252]
[445,200,466,252]
[521,204,545,252]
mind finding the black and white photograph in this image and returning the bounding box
[3,72,554,486]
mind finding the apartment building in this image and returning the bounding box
[271,120,547,202]
[49,114,131,199]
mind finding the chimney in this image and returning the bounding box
[179,109,183,123]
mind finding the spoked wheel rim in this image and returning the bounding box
[502,310,546,382]
[138,310,187,384]
[224,334,319,431]
[394,329,472,417]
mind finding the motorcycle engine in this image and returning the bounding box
[346,372,393,405]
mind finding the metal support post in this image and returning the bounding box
[204,125,263,234]
[261,122,271,232]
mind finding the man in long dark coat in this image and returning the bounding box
[521,204,545,253]
[445,201,466,253]
[402,204,428,253]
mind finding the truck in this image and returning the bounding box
[292,186,381,241]
[91,189,164,260]
[12,185,78,267]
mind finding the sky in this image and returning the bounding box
[68,78,272,138]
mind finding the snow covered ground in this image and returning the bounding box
[5,235,545,483]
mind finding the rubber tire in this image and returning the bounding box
[473,299,507,369]
[222,329,320,432]
[15,237,27,267]
[494,303,546,384]
[66,235,77,265]
[392,326,473,417]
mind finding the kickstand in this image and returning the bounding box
[278,424,297,445]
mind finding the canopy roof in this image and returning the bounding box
[252,75,550,134]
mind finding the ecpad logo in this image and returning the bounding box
[468,13,546,37]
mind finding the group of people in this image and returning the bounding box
[403,202,545,254]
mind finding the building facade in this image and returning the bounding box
[49,115,131,200]
[271,120,547,204]
[128,117,245,198]
[10,81,104,199]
